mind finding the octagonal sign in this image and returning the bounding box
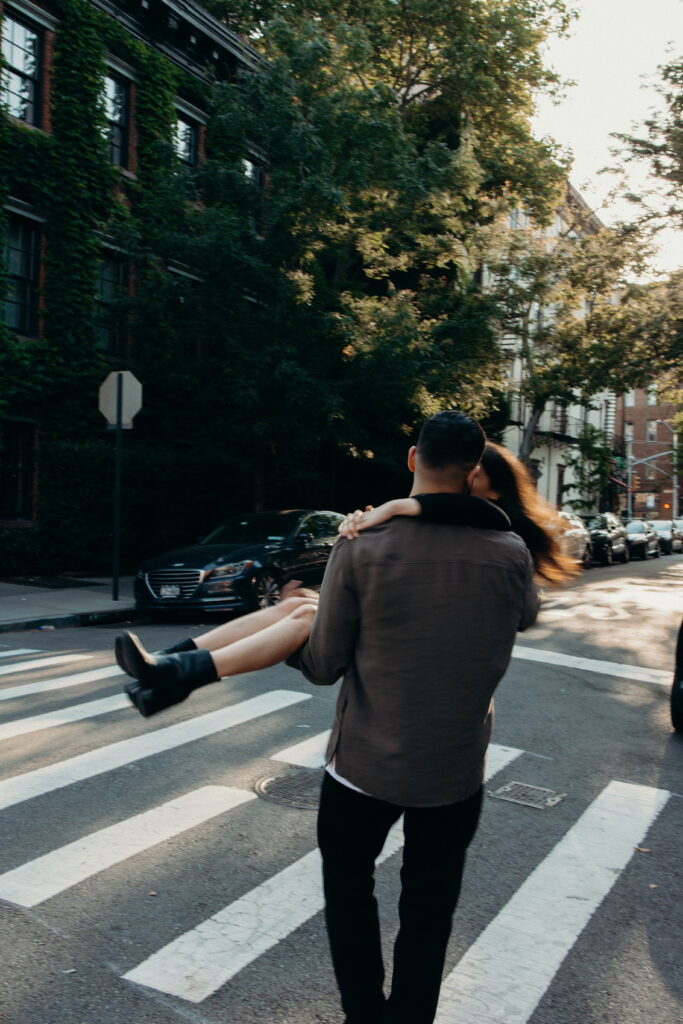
[99,371,142,427]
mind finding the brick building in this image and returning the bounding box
[0,0,258,531]
[615,386,680,519]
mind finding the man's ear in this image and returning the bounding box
[407,446,417,472]
[465,464,481,492]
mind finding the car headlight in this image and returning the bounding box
[209,560,255,579]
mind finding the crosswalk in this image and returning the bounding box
[0,642,673,1022]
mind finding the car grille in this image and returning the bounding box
[144,569,203,600]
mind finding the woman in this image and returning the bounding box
[341,440,578,586]
[118,441,574,715]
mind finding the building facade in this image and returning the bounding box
[615,385,680,520]
[0,0,258,550]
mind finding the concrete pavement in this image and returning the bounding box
[0,576,137,631]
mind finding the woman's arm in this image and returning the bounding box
[338,498,421,538]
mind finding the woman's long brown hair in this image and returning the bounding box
[481,442,579,586]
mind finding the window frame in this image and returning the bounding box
[102,72,130,169]
[94,252,129,357]
[1,10,43,128]
[4,212,41,337]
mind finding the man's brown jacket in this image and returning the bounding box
[294,513,539,807]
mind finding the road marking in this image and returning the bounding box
[271,730,331,767]
[0,666,126,703]
[0,649,40,659]
[435,780,670,1024]
[0,694,131,742]
[512,645,671,687]
[0,654,91,678]
[124,821,404,1002]
[0,690,310,811]
[0,786,256,908]
[124,741,526,1002]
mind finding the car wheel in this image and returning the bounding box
[582,545,592,569]
[619,544,630,564]
[249,571,282,610]
[601,544,613,566]
[640,544,648,560]
[653,543,660,558]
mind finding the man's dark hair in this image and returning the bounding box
[416,411,486,473]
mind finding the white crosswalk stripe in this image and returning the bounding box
[0,665,125,702]
[0,653,91,678]
[0,648,40,659]
[434,780,670,1023]
[0,785,256,907]
[0,693,131,742]
[0,689,310,811]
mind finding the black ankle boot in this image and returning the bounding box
[116,632,218,718]
[159,636,197,655]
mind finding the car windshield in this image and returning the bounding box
[651,521,669,531]
[586,516,608,529]
[201,513,302,545]
[626,521,645,534]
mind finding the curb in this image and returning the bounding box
[0,607,139,633]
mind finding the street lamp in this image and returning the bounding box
[657,420,679,519]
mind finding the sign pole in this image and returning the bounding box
[112,372,123,601]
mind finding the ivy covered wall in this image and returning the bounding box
[0,0,246,574]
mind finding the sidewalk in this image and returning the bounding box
[0,577,137,632]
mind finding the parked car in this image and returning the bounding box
[558,511,593,568]
[650,520,683,555]
[674,518,683,534]
[134,509,344,615]
[579,513,629,565]
[624,519,660,560]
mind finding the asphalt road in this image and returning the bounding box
[0,555,681,1024]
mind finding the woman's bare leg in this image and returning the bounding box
[194,594,316,653]
[210,602,317,678]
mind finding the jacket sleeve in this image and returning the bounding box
[518,551,540,632]
[291,537,360,685]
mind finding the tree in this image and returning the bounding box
[121,3,576,507]
[612,56,683,230]
[479,209,665,464]
[562,424,612,512]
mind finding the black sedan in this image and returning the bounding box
[134,509,344,615]
[580,513,629,565]
[624,519,660,560]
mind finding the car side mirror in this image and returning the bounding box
[296,532,313,546]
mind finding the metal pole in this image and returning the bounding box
[674,431,679,519]
[627,435,633,520]
[112,372,123,601]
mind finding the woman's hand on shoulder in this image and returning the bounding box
[338,498,420,539]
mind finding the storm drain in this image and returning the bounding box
[254,768,324,810]
[490,781,566,809]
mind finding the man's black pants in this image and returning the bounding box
[317,772,483,1024]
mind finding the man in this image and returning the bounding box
[291,410,539,1024]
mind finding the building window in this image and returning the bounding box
[646,464,656,480]
[624,422,634,442]
[647,384,658,406]
[4,215,41,336]
[0,420,35,521]
[647,420,657,443]
[624,389,635,406]
[556,465,565,510]
[103,74,129,168]
[1,14,42,127]
[95,256,127,355]
[173,114,198,166]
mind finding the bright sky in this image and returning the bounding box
[532,0,683,275]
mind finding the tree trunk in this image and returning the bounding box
[518,400,546,467]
